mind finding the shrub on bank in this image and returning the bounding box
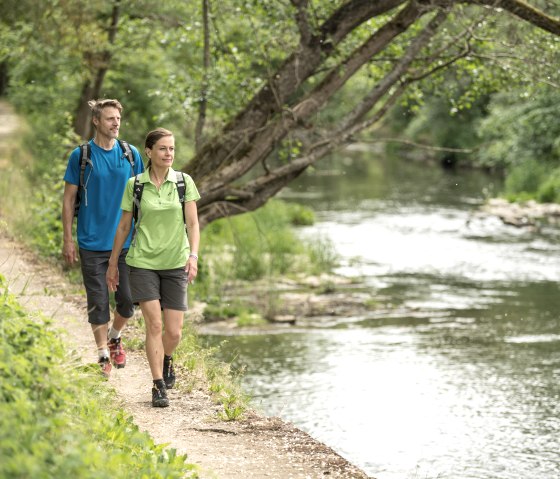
[0,276,197,479]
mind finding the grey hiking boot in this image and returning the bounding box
[152,383,169,408]
[163,355,176,389]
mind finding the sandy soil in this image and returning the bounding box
[0,101,372,479]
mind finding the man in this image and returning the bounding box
[62,99,144,377]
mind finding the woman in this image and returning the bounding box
[106,127,200,408]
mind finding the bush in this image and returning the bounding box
[201,199,334,284]
[537,168,560,203]
[0,275,197,479]
[503,159,549,198]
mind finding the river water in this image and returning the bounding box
[201,152,560,479]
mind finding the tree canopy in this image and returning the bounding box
[1,0,558,227]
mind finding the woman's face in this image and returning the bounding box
[147,135,175,168]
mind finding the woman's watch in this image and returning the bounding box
[189,253,199,260]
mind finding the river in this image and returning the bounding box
[201,151,560,479]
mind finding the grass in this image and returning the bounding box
[175,324,251,421]
[0,275,198,478]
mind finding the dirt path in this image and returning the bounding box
[0,101,372,479]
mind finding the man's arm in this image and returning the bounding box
[106,210,133,292]
[62,182,78,264]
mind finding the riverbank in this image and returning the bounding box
[476,197,560,228]
[0,228,372,478]
[0,99,372,478]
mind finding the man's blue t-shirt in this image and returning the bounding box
[64,139,144,251]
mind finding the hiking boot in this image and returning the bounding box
[152,384,170,408]
[108,337,126,369]
[99,356,112,378]
[163,356,176,389]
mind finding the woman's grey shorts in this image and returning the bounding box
[128,266,188,311]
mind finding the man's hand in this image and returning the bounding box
[106,264,119,292]
[63,240,78,265]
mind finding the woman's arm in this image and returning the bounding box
[184,201,200,283]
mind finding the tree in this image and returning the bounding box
[181,0,559,227]
[1,0,558,229]
[73,1,124,139]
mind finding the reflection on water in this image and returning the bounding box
[201,153,560,479]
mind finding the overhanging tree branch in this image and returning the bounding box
[186,0,407,179]
[469,0,560,34]
[188,0,560,227]
[197,9,451,224]
[291,0,312,45]
[197,1,429,194]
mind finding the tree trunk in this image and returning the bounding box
[73,0,122,139]
[195,0,211,153]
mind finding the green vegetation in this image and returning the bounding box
[202,199,335,281]
[177,329,249,421]
[0,275,197,478]
[478,87,560,202]
[1,0,557,237]
[386,85,560,203]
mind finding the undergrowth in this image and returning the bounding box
[124,317,250,421]
[0,275,198,478]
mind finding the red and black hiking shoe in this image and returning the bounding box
[108,337,126,369]
[99,356,112,378]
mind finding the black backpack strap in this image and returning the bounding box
[176,171,186,225]
[74,142,92,217]
[131,175,144,244]
[117,139,135,176]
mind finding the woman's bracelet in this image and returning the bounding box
[189,253,199,261]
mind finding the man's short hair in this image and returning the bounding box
[88,99,123,119]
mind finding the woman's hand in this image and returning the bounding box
[106,264,120,292]
[185,255,198,284]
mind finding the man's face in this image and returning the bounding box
[94,106,121,139]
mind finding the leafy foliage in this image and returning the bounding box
[201,199,336,284]
[477,87,560,200]
[0,275,197,478]
[0,0,559,266]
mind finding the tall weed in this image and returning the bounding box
[202,199,336,283]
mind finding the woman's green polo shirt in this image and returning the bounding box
[121,168,200,270]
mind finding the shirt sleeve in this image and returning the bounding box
[121,177,135,212]
[184,174,201,202]
[63,147,81,185]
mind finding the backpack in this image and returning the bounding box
[131,171,187,242]
[74,139,135,217]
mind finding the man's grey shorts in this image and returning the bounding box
[79,249,135,325]
[128,266,188,311]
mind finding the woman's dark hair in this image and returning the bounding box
[144,128,173,167]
